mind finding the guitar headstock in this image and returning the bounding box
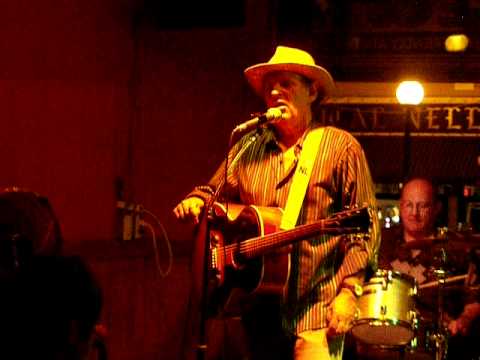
[326,205,372,233]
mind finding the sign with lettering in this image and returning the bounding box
[319,104,480,137]
[308,1,480,82]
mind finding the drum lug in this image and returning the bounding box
[380,305,387,316]
[410,335,419,351]
[409,310,419,329]
[382,278,389,290]
[382,271,394,290]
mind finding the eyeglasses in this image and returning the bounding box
[400,201,433,213]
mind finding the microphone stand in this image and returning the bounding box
[186,126,261,360]
[430,233,449,360]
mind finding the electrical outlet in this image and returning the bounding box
[123,211,134,241]
[133,204,143,240]
[117,201,143,241]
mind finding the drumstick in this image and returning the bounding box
[419,274,468,289]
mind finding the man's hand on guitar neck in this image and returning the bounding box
[173,196,205,225]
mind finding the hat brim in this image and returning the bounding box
[244,63,335,97]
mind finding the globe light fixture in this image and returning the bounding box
[445,34,469,52]
[396,81,425,105]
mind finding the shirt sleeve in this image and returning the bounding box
[336,137,381,287]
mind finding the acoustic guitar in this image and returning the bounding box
[206,202,371,307]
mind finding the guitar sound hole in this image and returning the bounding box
[232,252,247,269]
[238,257,263,292]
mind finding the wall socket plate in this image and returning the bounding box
[117,201,143,241]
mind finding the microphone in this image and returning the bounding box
[233,107,286,133]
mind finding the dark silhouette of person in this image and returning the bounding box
[1,255,102,360]
[0,187,103,359]
[0,187,63,276]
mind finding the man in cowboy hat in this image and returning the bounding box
[174,45,379,360]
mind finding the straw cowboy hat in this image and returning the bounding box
[244,46,335,97]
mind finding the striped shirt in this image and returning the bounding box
[189,124,380,333]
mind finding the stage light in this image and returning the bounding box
[396,81,425,105]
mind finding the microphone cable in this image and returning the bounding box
[140,208,173,278]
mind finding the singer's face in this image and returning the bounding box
[262,72,317,124]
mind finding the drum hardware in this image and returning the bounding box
[402,320,440,360]
[416,262,480,359]
[353,231,480,359]
[421,240,454,360]
[430,331,447,360]
[410,247,449,360]
[351,267,451,359]
[408,230,459,360]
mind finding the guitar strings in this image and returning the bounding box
[221,225,364,256]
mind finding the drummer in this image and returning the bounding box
[379,177,480,359]
[379,177,442,282]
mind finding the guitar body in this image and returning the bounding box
[208,203,290,303]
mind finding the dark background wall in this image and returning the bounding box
[0,0,135,244]
[0,0,276,359]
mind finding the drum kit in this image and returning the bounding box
[350,231,480,360]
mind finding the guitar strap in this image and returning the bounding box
[280,127,325,230]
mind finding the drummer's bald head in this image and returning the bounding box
[400,177,441,238]
[400,178,442,236]
[401,177,438,203]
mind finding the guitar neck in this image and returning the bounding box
[238,219,365,259]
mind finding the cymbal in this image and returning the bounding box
[416,281,480,314]
[403,238,447,250]
[404,237,480,251]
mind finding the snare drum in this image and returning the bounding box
[352,269,418,346]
